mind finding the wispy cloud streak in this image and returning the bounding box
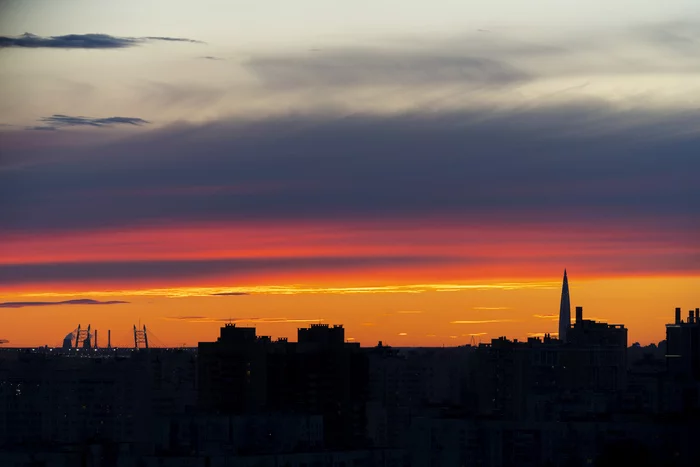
[14,282,560,298]
[0,33,202,49]
[36,115,149,129]
[210,292,250,296]
[0,299,128,308]
[164,316,323,324]
[450,319,515,324]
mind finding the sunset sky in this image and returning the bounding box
[1,0,698,348]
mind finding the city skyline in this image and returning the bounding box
[3,302,698,466]
[0,267,696,348]
[1,1,699,347]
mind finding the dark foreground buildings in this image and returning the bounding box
[1,305,700,466]
[198,323,368,449]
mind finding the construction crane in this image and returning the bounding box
[133,325,149,349]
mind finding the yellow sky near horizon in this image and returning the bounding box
[2,275,697,348]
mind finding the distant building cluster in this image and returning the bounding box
[0,273,699,466]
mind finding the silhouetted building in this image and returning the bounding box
[465,306,628,422]
[288,324,369,449]
[558,269,571,342]
[197,324,270,414]
[564,306,628,394]
[664,307,700,413]
[298,323,346,347]
[197,323,369,449]
[5,298,700,466]
[0,349,196,458]
[468,334,561,421]
[666,307,700,380]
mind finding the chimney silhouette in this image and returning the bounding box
[576,306,583,324]
[675,307,681,324]
[689,310,694,324]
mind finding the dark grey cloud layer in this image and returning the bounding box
[0,33,202,49]
[0,299,129,308]
[1,103,698,236]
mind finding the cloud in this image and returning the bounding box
[200,56,224,61]
[166,315,208,320]
[395,310,423,314]
[26,126,57,131]
[0,339,9,344]
[1,101,699,286]
[240,21,700,97]
[210,292,250,296]
[0,33,202,49]
[450,320,515,324]
[136,81,228,111]
[143,36,203,44]
[534,314,559,320]
[165,316,323,324]
[3,104,700,234]
[12,282,559,298]
[36,114,149,129]
[0,256,460,285]
[247,50,529,89]
[473,307,510,310]
[632,21,700,55]
[0,299,128,308]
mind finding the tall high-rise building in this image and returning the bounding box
[559,269,571,342]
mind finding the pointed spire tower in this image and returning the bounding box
[558,269,571,342]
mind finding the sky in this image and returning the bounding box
[0,0,699,348]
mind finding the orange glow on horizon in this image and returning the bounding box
[1,219,697,349]
[1,275,697,349]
